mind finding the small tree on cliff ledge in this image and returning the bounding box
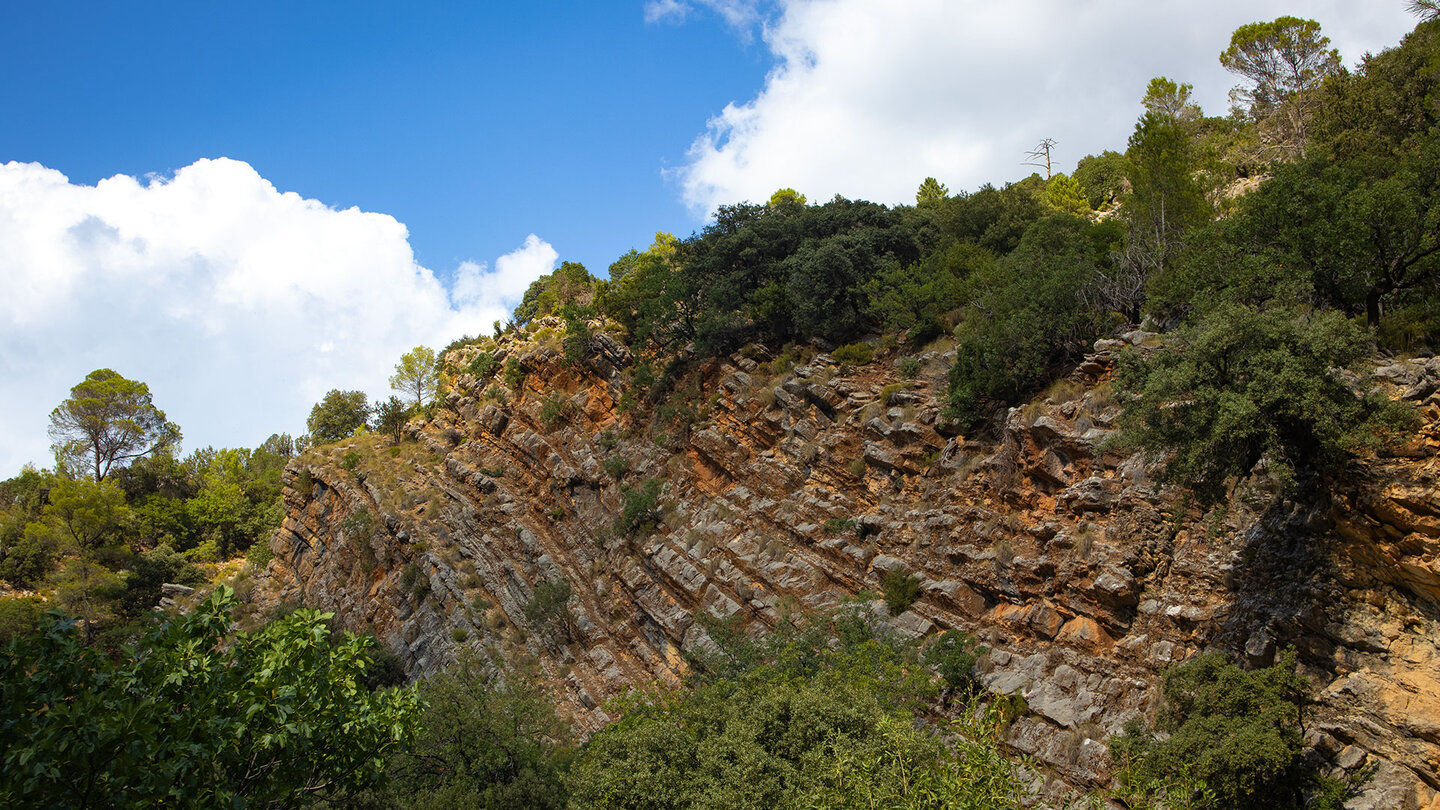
[391,345,440,408]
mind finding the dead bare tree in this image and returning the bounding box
[1023,138,1058,179]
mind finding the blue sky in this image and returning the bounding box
[1,1,772,278]
[0,1,1421,475]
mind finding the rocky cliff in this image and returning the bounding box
[258,320,1440,809]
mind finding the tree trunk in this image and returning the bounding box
[1367,288,1383,328]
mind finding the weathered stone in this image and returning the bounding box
[253,326,1440,803]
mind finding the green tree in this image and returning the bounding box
[48,369,181,482]
[1228,144,1440,327]
[373,396,412,444]
[513,261,596,326]
[0,586,421,808]
[1116,303,1413,505]
[915,176,949,206]
[308,390,371,444]
[372,651,569,809]
[1043,173,1089,216]
[865,240,995,344]
[1220,16,1340,158]
[391,346,440,408]
[1073,150,1130,209]
[187,477,251,559]
[768,187,807,208]
[115,544,205,618]
[1141,76,1202,123]
[946,215,1113,422]
[33,476,129,553]
[1116,111,1211,320]
[523,578,575,643]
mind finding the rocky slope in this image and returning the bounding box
[258,320,1440,809]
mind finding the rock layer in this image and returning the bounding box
[261,328,1440,808]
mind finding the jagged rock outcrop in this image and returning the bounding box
[259,326,1440,808]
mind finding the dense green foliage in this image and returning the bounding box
[373,395,413,444]
[947,215,1120,423]
[308,389,371,444]
[569,611,1026,810]
[922,630,986,696]
[0,586,420,808]
[614,478,663,537]
[355,652,570,810]
[1115,304,1414,504]
[2,399,293,649]
[1112,651,1354,810]
[880,568,921,615]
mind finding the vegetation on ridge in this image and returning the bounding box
[3,12,1440,808]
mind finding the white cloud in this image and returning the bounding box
[645,0,690,24]
[0,158,554,476]
[677,0,1421,214]
[646,0,769,31]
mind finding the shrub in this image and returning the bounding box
[602,454,629,480]
[568,611,1027,810]
[946,215,1112,425]
[897,356,922,379]
[1110,650,1356,810]
[401,563,430,600]
[377,650,570,809]
[879,383,905,406]
[451,627,469,643]
[0,597,45,643]
[832,341,875,366]
[339,450,362,471]
[824,517,857,535]
[361,642,407,691]
[1116,302,1416,505]
[881,569,921,615]
[539,393,573,425]
[523,579,574,642]
[503,357,525,392]
[468,351,499,379]
[924,630,986,695]
[615,479,663,537]
[0,532,57,589]
[846,457,868,477]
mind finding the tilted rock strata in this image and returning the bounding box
[261,328,1440,808]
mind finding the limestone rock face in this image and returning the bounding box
[258,333,1440,807]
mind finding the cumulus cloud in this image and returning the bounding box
[0,158,554,476]
[677,0,1420,214]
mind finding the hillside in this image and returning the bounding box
[255,319,1440,807]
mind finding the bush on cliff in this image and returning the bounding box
[1115,303,1415,505]
[1111,650,1358,810]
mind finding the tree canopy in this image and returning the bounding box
[1220,16,1340,157]
[390,346,440,408]
[308,390,371,444]
[48,369,180,482]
